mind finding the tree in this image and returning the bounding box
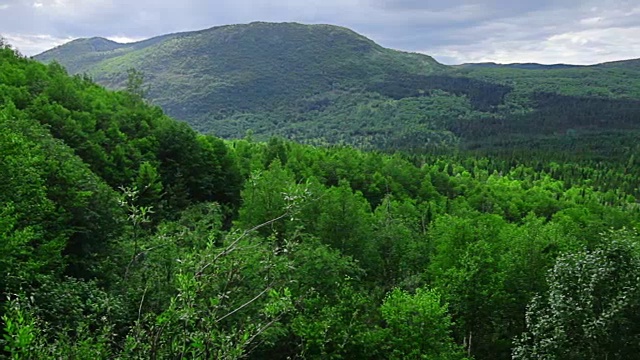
[237,160,297,238]
[374,288,467,360]
[134,161,164,215]
[513,230,640,360]
[314,180,376,269]
[125,68,147,101]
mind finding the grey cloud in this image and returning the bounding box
[418,1,640,64]
[368,0,575,19]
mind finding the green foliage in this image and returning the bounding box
[1,293,121,359]
[1,45,243,214]
[0,100,123,280]
[2,296,37,359]
[375,288,467,360]
[291,277,371,359]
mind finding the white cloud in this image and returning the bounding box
[3,33,75,55]
[106,35,144,44]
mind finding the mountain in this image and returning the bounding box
[37,22,444,135]
[36,22,640,158]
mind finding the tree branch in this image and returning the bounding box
[215,285,273,324]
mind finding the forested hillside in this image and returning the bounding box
[36,22,640,161]
[4,39,640,359]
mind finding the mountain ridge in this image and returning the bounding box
[37,22,443,73]
[457,62,584,70]
[458,58,640,70]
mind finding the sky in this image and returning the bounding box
[0,0,639,65]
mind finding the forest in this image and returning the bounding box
[3,38,640,360]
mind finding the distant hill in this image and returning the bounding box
[459,59,640,71]
[596,58,640,70]
[35,33,182,73]
[457,62,583,70]
[36,22,640,156]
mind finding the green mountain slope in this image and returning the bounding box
[36,22,640,158]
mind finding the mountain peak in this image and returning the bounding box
[181,21,382,55]
[36,36,124,71]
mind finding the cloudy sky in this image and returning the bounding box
[0,0,639,64]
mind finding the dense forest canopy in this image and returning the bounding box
[3,31,640,360]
